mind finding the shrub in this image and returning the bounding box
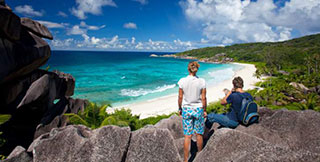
[65,102,176,131]
[206,101,230,114]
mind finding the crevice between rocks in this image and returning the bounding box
[121,131,132,162]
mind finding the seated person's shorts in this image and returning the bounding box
[182,107,205,135]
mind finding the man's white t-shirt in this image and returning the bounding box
[178,75,206,108]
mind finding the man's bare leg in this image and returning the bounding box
[184,135,192,162]
[196,134,203,152]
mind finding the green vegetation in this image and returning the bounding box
[0,114,11,160]
[177,33,320,112]
[65,102,174,130]
[206,101,230,114]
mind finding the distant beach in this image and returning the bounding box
[113,62,261,119]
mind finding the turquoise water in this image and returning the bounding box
[46,51,242,106]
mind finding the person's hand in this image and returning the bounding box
[179,108,182,116]
[203,111,207,118]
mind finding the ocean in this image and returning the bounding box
[45,51,242,106]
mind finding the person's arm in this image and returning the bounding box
[221,89,232,105]
[201,88,207,117]
[178,88,183,115]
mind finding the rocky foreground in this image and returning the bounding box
[3,108,320,162]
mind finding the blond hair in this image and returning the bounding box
[188,61,200,73]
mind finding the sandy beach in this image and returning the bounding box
[112,62,261,119]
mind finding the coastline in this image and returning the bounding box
[112,62,261,119]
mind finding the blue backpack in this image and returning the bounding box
[237,93,259,126]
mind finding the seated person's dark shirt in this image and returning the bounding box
[226,92,253,122]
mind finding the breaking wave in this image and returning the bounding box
[120,84,176,97]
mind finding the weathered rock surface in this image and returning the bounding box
[0,30,50,84]
[126,128,182,162]
[34,97,88,139]
[21,18,53,40]
[0,5,20,40]
[3,146,32,162]
[154,114,183,139]
[0,5,51,84]
[29,125,131,162]
[194,128,320,162]
[236,108,320,154]
[15,70,76,110]
[17,74,56,109]
[0,69,75,112]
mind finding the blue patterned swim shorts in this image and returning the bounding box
[182,107,205,135]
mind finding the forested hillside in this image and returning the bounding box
[178,34,320,72]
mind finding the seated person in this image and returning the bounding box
[205,76,253,129]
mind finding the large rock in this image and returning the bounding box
[257,107,276,122]
[0,5,21,40]
[17,74,56,109]
[3,146,32,162]
[236,108,320,154]
[194,128,320,162]
[0,69,77,155]
[34,97,88,139]
[0,29,50,84]
[154,114,183,139]
[21,18,53,40]
[28,125,131,162]
[52,70,75,97]
[0,69,75,112]
[126,128,182,162]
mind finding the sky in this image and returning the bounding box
[6,0,320,52]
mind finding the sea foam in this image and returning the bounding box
[120,84,176,97]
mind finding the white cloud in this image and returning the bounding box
[181,0,320,45]
[124,22,138,29]
[200,38,209,44]
[67,21,106,35]
[80,21,106,30]
[71,0,117,19]
[68,25,87,35]
[37,20,67,28]
[174,39,192,47]
[109,35,119,44]
[15,5,43,17]
[132,0,148,5]
[131,37,136,44]
[50,38,74,48]
[58,11,68,17]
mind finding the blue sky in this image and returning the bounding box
[7,0,320,52]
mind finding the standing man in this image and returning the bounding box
[178,61,207,162]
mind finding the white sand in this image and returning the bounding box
[112,63,261,119]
